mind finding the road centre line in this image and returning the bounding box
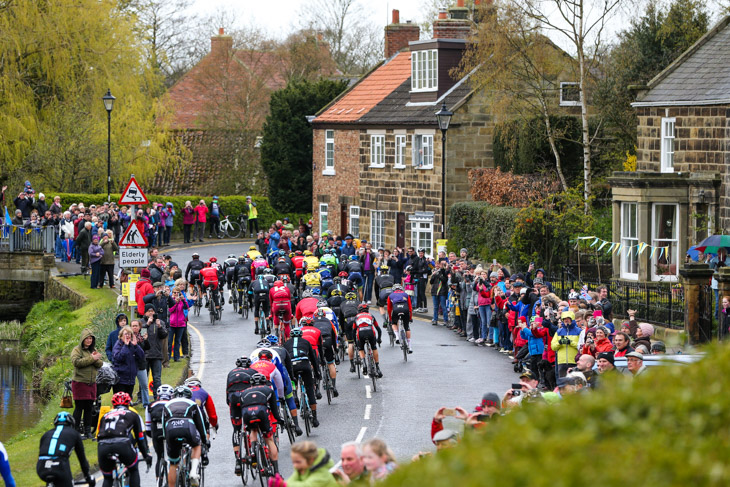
[355,426,368,443]
[365,385,372,399]
[364,404,371,420]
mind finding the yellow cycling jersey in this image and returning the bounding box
[247,250,262,260]
[304,256,319,269]
[303,273,321,287]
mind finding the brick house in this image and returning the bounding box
[311,5,496,254]
[609,16,730,282]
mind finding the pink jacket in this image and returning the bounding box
[182,207,196,225]
[403,274,415,292]
[194,205,208,223]
[169,300,189,328]
[475,282,492,306]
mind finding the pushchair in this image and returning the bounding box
[89,363,118,436]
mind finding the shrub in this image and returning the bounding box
[447,202,521,264]
[469,168,561,208]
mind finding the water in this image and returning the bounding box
[0,345,43,440]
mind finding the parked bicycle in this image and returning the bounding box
[217,215,242,239]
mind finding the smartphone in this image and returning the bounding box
[511,383,522,390]
[476,414,490,421]
[442,408,457,417]
[492,259,497,265]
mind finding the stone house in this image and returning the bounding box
[609,16,730,282]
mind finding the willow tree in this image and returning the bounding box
[0,0,184,194]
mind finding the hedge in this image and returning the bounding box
[48,193,311,236]
[447,202,521,264]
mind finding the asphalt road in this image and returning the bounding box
[138,240,517,485]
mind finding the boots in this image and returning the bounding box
[312,410,320,427]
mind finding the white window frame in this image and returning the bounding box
[651,203,678,281]
[394,135,407,169]
[660,117,676,173]
[323,130,335,175]
[370,210,385,249]
[370,135,385,168]
[410,220,433,256]
[559,82,581,106]
[412,134,434,169]
[319,203,328,235]
[411,49,438,92]
[620,202,638,280]
[349,206,360,238]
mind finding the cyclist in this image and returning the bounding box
[318,268,334,295]
[302,264,321,291]
[247,245,262,260]
[303,249,319,268]
[148,384,174,483]
[388,284,414,353]
[320,248,338,274]
[291,251,306,288]
[262,267,277,287]
[355,303,383,378]
[270,279,293,340]
[226,357,258,475]
[283,327,321,427]
[185,252,204,289]
[295,289,320,322]
[185,377,218,440]
[340,292,360,373]
[97,392,152,487]
[240,373,284,474]
[264,334,303,436]
[200,262,222,310]
[37,412,94,487]
[281,274,298,311]
[300,317,324,400]
[345,255,364,301]
[251,273,272,334]
[273,256,294,281]
[326,284,345,326]
[224,254,238,304]
[375,264,395,321]
[163,386,208,487]
[0,441,15,487]
[250,349,285,401]
[234,255,253,312]
[252,254,268,275]
[311,308,339,397]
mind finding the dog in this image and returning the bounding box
[116,293,129,309]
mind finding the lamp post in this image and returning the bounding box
[435,102,453,239]
[102,89,115,203]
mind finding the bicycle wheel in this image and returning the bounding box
[389,329,395,347]
[226,221,242,239]
[368,346,377,392]
[400,327,408,362]
[283,407,296,444]
[209,298,216,325]
[232,290,239,313]
[299,380,311,436]
[242,296,249,320]
[324,367,332,405]
[258,310,266,335]
[254,442,268,487]
[355,344,361,379]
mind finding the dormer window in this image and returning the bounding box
[411,50,438,92]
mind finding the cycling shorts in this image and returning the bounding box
[37,458,73,487]
[242,405,274,438]
[202,280,218,290]
[321,336,336,363]
[356,327,377,351]
[293,362,317,407]
[228,391,247,427]
[272,301,292,324]
[377,289,392,307]
[189,270,201,286]
[164,419,201,464]
[343,317,357,342]
[348,272,363,287]
[237,277,251,289]
[254,295,270,318]
[391,310,411,332]
[98,438,139,475]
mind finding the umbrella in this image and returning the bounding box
[694,234,730,254]
[686,245,701,262]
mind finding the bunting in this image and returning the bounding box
[575,236,671,260]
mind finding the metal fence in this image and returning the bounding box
[548,269,685,329]
[0,225,56,253]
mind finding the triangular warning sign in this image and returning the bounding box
[118,177,149,205]
[119,221,149,247]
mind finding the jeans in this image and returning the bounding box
[164,226,171,245]
[157,227,164,246]
[478,305,492,340]
[55,236,63,259]
[416,278,427,309]
[466,312,475,338]
[136,369,149,407]
[363,271,375,302]
[499,318,512,350]
[183,224,192,243]
[194,221,205,241]
[147,359,162,401]
[432,295,448,323]
[168,326,188,361]
[89,260,101,288]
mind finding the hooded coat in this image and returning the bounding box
[106,313,128,360]
[71,328,103,384]
[550,319,581,365]
[112,333,145,386]
[285,448,338,487]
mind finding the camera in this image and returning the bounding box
[512,390,521,396]
[559,337,571,345]
[587,337,594,344]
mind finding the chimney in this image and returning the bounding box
[384,9,420,58]
[433,3,473,39]
[210,27,233,59]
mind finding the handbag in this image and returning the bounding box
[60,380,73,408]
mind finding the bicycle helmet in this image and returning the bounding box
[290,327,303,337]
[54,411,76,428]
[278,256,286,262]
[236,356,253,368]
[302,289,313,298]
[209,256,218,263]
[112,391,132,407]
[319,261,327,267]
[316,298,328,308]
[157,384,175,400]
[319,269,331,279]
[265,334,279,345]
[311,288,321,296]
[184,376,202,389]
[257,339,271,349]
[304,250,313,256]
[249,245,257,251]
[332,278,342,285]
[314,308,326,319]
[289,252,295,258]
[349,255,358,261]
[295,250,303,256]
[300,316,314,326]
[281,275,290,283]
[568,291,580,300]
[204,262,211,268]
[405,265,413,272]
[263,268,273,275]
[192,252,200,259]
[250,373,267,386]
[174,385,193,399]
[379,265,389,273]
[258,349,273,361]
[392,283,404,291]
[238,256,246,263]
[345,292,357,300]
[357,303,369,313]
[228,254,236,259]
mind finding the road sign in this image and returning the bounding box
[118,176,148,205]
[128,273,139,307]
[119,247,148,268]
[119,221,149,247]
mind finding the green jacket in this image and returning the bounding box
[286,448,338,487]
[70,328,103,384]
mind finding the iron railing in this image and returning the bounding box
[0,225,56,253]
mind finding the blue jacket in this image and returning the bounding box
[112,339,145,386]
[267,231,280,253]
[520,326,545,356]
[106,328,120,361]
[340,243,356,257]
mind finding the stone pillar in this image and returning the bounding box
[679,262,714,344]
[716,267,730,301]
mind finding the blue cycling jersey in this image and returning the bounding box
[0,441,16,487]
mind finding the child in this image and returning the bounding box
[362,438,397,482]
[403,266,415,298]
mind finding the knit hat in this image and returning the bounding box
[480,392,501,410]
[460,248,468,254]
[92,235,99,241]
[596,325,610,337]
[639,323,654,337]
[597,351,614,365]
[140,268,151,278]
[533,277,544,285]
[489,271,499,278]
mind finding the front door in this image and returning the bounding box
[396,212,405,249]
[340,204,347,237]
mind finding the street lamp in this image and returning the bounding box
[102,89,115,203]
[435,102,453,239]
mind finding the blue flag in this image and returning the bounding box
[3,206,10,237]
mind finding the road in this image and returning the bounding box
[139,240,517,485]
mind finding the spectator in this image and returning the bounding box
[573,354,597,388]
[596,285,612,320]
[49,195,63,216]
[135,268,154,317]
[168,286,189,362]
[613,332,634,358]
[633,323,654,351]
[208,196,222,239]
[282,441,337,487]
[720,296,730,339]
[182,201,195,243]
[70,328,103,438]
[88,235,104,289]
[193,199,208,242]
[430,260,449,326]
[106,313,128,360]
[520,316,545,377]
[626,351,647,377]
[557,372,587,396]
[129,319,149,409]
[551,311,581,378]
[59,211,75,262]
[244,195,258,238]
[341,234,356,258]
[651,341,666,354]
[149,257,165,284]
[76,222,93,272]
[111,325,144,395]
[360,242,378,304]
[473,271,492,344]
[331,442,367,485]
[162,202,174,245]
[362,438,396,482]
[596,352,616,374]
[412,248,431,312]
[142,304,168,398]
[11,209,23,226]
[13,190,34,220]
[99,230,117,289]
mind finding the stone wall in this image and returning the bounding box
[0,280,44,321]
[0,253,54,282]
[45,276,88,309]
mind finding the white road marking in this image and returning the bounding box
[355,426,367,443]
[188,323,206,380]
[364,404,372,420]
[365,385,372,399]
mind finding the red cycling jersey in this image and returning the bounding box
[200,267,219,288]
[295,297,319,322]
[355,312,379,331]
[301,325,322,351]
[269,283,291,303]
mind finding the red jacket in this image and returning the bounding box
[270,283,291,303]
[200,267,219,287]
[194,204,208,223]
[135,278,154,316]
[295,297,319,321]
[532,325,556,363]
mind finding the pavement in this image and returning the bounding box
[120,240,519,486]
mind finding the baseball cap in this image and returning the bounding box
[519,370,536,381]
[480,392,501,410]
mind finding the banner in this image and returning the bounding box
[575,235,671,261]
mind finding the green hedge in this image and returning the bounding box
[447,202,521,264]
[48,193,311,236]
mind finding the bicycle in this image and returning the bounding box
[232,284,239,314]
[278,400,296,445]
[217,215,242,239]
[296,374,313,437]
[337,338,347,363]
[238,213,249,235]
[206,287,221,325]
[352,338,362,379]
[397,316,408,362]
[192,283,202,317]
[176,441,204,487]
[246,427,275,487]
[156,456,169,487]
[364,341,377,392]
[385,318,395,347]
[320,360,333,405]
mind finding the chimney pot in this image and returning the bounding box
[392,9,400,24]
[457,0,465,6]
[438,8,448,19]
[219,27,224,35]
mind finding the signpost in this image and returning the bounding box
[119,248,148,268]
[118,176,149,205]
[118,175,149,316]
